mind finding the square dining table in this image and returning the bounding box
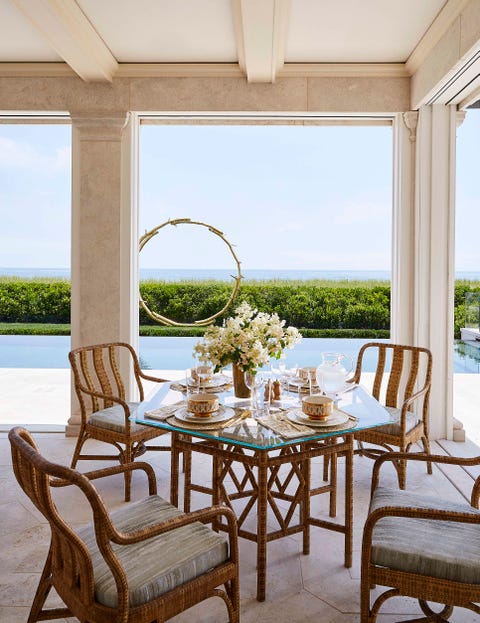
[132,379,393,601]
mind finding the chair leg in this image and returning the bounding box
[70,427,88,469]
[28,550,72,623]
[421,435,433,475]
[123,444,133,502]
[397,453,407,490]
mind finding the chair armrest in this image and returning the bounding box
[139,371,169,383]
[51,462,157,495]
[110,504,238,553]
[76,385,130,410]
[371,451,480,504]
[402,384,429,412]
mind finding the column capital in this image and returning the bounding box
[70,111,130,141]
[456,110,467,128]
[402,111,418,142]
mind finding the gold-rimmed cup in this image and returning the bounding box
[301,395,334,420]
[187,393,219,418]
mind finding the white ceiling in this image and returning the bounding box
[0,0,465,82]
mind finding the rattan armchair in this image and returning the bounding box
[361,451,480,622]
[353,342,433,489]
[9,427,240,623]
[69,342,170,502]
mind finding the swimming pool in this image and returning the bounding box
[0,335,478,373]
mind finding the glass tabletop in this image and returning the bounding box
[131,381,394,451]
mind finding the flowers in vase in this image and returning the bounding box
[193,301,302,373]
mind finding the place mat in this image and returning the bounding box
[167,409,250,431]
[256,415,316,439]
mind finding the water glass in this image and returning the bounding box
[244,370,266,416]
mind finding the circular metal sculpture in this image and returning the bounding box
[139,217,243,327]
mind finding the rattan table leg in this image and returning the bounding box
[302,455,311,555]
[212,443,222,532]
[345,433,353,568]
[257,453,268,602]
[170,433,180,508]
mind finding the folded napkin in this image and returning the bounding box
[146,401,185,421]
[257,415,315,439]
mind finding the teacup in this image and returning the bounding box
[187,392,219,418]
[301,395,334,420]
[191,365,213,383]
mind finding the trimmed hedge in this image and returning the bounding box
[0,277,479,338]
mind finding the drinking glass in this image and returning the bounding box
[244,370,266,415]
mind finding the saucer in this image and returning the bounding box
[287,408,350,427]
[174,404,235,424]
[186,374,231,389]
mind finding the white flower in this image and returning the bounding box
[193,301,302,372]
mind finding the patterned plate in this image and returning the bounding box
[174,404,235,424]
[287,408,350,427]
[185,374,232,389]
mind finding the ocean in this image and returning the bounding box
[1,267,480,281]
[0,267,480,281]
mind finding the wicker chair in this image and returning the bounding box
[69,342,170,502]
[353,342,433,489]
[9,427,240,623]
[361,451,480,622]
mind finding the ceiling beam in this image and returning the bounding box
[11,0,118,82]
[232,0,290,83]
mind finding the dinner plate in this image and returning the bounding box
[287,408,350,427]
[186,374,231,389]
[174,404,235,424]
[281,377,319,390]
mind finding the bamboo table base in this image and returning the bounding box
[170,432,354,602]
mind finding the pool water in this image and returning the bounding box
[0,335,478,373]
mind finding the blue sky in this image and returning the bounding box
[0,113,478,273]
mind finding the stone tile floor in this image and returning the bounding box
[1,432,479,622]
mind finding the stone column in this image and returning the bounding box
[66,112,138,436]
[413,104,458,440]
[390,111,417,345]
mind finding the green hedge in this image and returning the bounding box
[139,281,391,330]
[1,277,479,338]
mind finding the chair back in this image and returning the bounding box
[69,342,144,416]
[352,342,432,411]
[8,427,111,609]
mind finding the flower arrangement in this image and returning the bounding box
[193,301,302,373]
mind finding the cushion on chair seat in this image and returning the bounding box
[370,486,480,584]
[369,406,420,436]
[76,494,229,608]
[88,402,147,434]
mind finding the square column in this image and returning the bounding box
[413,104,458,440]
[66,112,138,436]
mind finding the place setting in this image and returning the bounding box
[146,392,250,431]
[169,365,233,394]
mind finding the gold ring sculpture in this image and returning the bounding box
[139,218,243,327]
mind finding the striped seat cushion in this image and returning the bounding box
[76,495,229,608]
[370,486,480,584]
[89,402,147,433]
[371,406,419,436]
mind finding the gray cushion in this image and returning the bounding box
[76,494,229,608]
[372,406,419,436]
[370,486,480,584]
[89,402,147,433]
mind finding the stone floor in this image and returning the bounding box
[1,431,480,623]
